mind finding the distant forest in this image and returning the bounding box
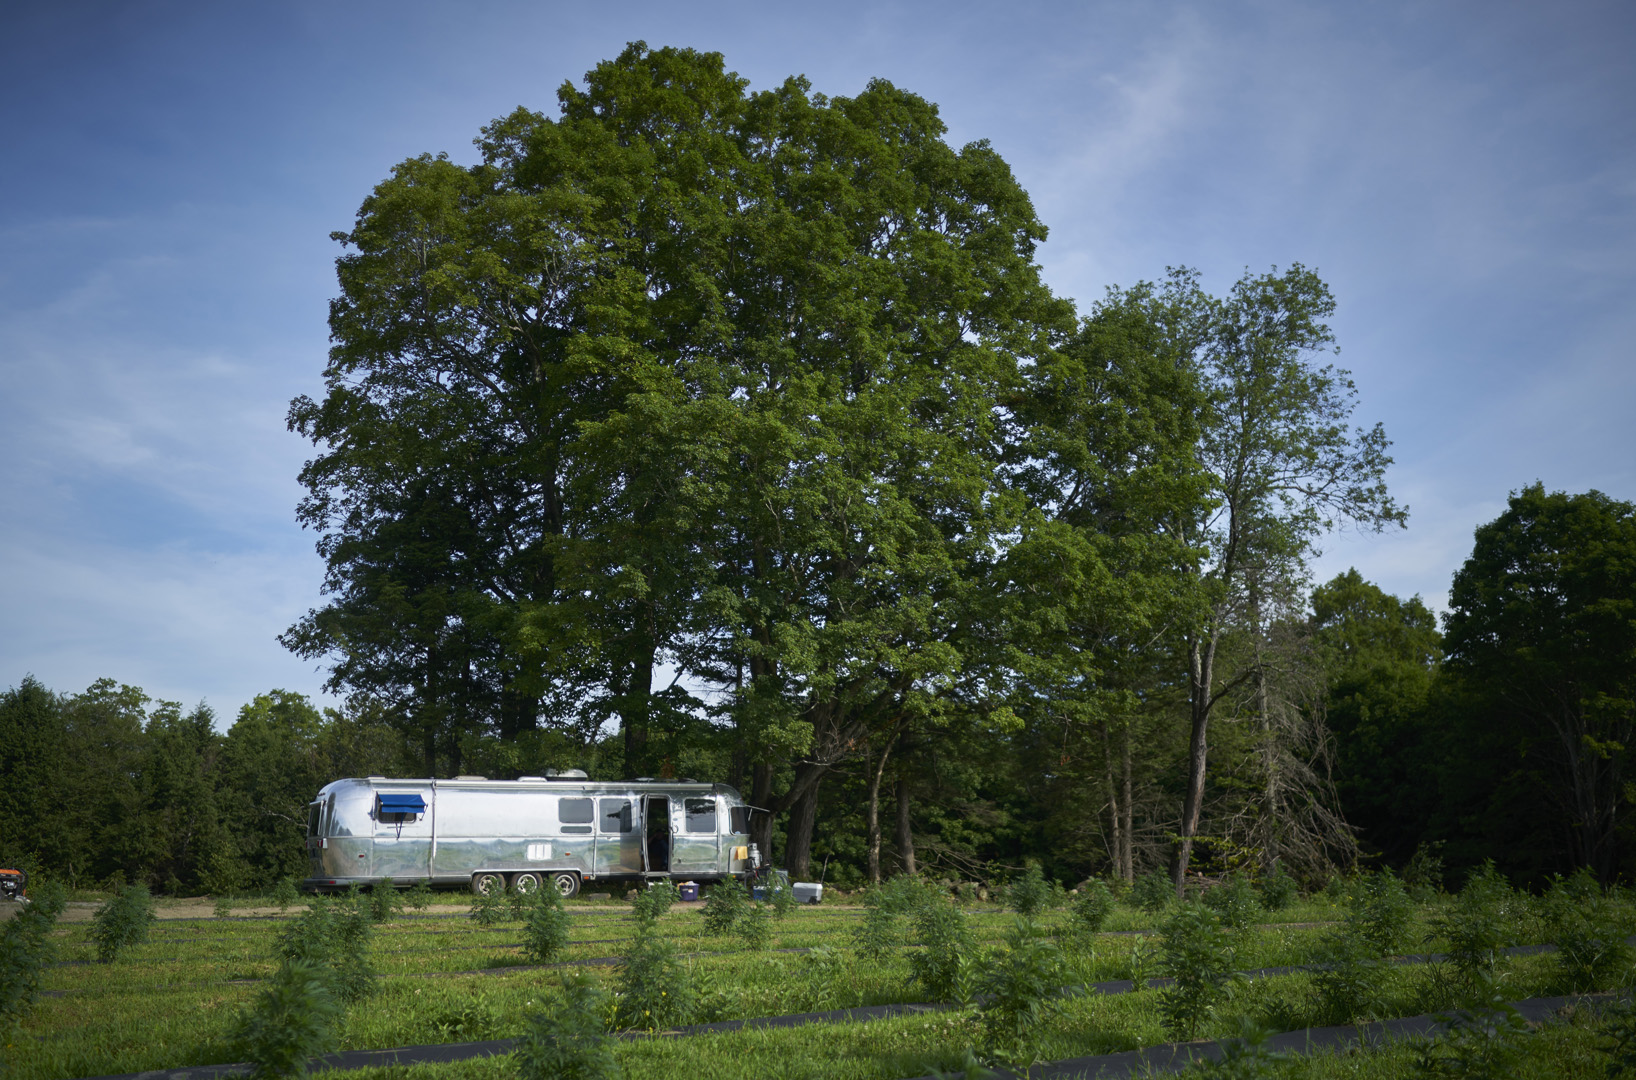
[4,46,1632,896]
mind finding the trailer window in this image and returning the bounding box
[684,798,717,834]
[729,806,751,834]
[599,798,633,834]
[558,798,593,823]
[307,803,321,837]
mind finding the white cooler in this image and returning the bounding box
[792,881,823,904]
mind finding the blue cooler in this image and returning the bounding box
[678,882,699,902]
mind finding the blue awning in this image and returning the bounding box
[378,793,426,814]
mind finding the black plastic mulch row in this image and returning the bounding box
[68,992,1600,1080]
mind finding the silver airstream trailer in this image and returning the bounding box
[302,771,762,898]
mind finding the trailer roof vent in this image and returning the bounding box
[544,769,589,780]
[517,775,548,782]
[367,775,386,779]
[454,775,487,781]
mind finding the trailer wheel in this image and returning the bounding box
[470,872,505,896]
[510,872,542,894]
[549,871,581,900]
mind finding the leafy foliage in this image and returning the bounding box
[0,880,66,1032]
[368,880,403,923]
[1158,902,1238,1040]
[275,896,375,1003]
[1202,874,1261,933]
[1542,868,1632,991]
[1005,865,1054,917]
[701,876,750,937]
[1432,863,1520,995]
[521,880,572,964]
[1351,869,1416,957]
[977,918,1075,1068]
[516,973,621,1080]
[630,880,678,924]
[1256,864,1297,912]
[90,883,155,963]
[1071,879,1115,936]
[905,896,977,1003]
[1131,871,1175,913]
[613,923,693,1031]
[229,959,341,1080]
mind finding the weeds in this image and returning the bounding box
[766,877,798,919]
[214,895,235,919]
[906,896,977,1003]
[1310,925,1392,1024]
[229,959,341,1080]
[521,879,572,964]
[853,899,904,961]
[90,882,156,963]
[1404,841,1446,903]
[516,972,621,1080]
[1158,901,1239,1040]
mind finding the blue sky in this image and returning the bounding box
[3,0,1632,719]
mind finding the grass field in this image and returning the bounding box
[7,883,1633,1080]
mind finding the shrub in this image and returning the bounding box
[230,959,341,1080]
[737,904,773,951]
[1202,874,1261,933]
[630,880,678,925]
[1404,841,1446,903]
[1157,902,1238,1040]
[766,877,797,920]
[702,876,750,936]
[0,880,66,1032]
[276,896,375,1003]
[1413,976,1531,1078]
[1310,926,1391,1024]
[1433,862,1519,995]
[90,883,156,963]
[1543,868,1631,991]
[522,880,572,964]
[1257,864,1297,912]
[906,897,977,1003]
[469,885,510,927]
[1071,879,1115,936]
[613,924,693,1030]
[516,973,621,1080]
[369,879,403,923]
[1352,869,1415,957]
[977,918,1075,1068]
[866,874,941,915]
[404,880,434,912]
[853,901,903,961]
[272,877,301,913]
[1131,870,1174,913]
[215,895,235,919]
[1006,864,1052,917]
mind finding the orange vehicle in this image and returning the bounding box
[0,867,25,902]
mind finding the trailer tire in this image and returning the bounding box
[549,871,581,900]
[470,872,505,896]
[510,872,542,894]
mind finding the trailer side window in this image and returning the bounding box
[684,798,717,833]
[307,803,322,837]
[558,798,594,834]
[599,798,633,834]
[729,806,751,834]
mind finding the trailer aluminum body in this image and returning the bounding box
[302,774,758,898]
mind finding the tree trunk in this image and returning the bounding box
[785,769,823,879]
[1173,632,1217,896]
[1102,720,1123,881]
[749,760,775,862]
[1121,723,1135,882]
[894,774,916,876]
[866,736,896,884]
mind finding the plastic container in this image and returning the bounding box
[678,881,698,902]
[792,882,823,905]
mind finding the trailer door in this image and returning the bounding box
[641,795,672,873]
[672,796,721,874]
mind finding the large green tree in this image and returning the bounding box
[1162,266,1405,892]
[1440,484,1636,882]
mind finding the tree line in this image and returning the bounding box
[4,45,1630,895]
